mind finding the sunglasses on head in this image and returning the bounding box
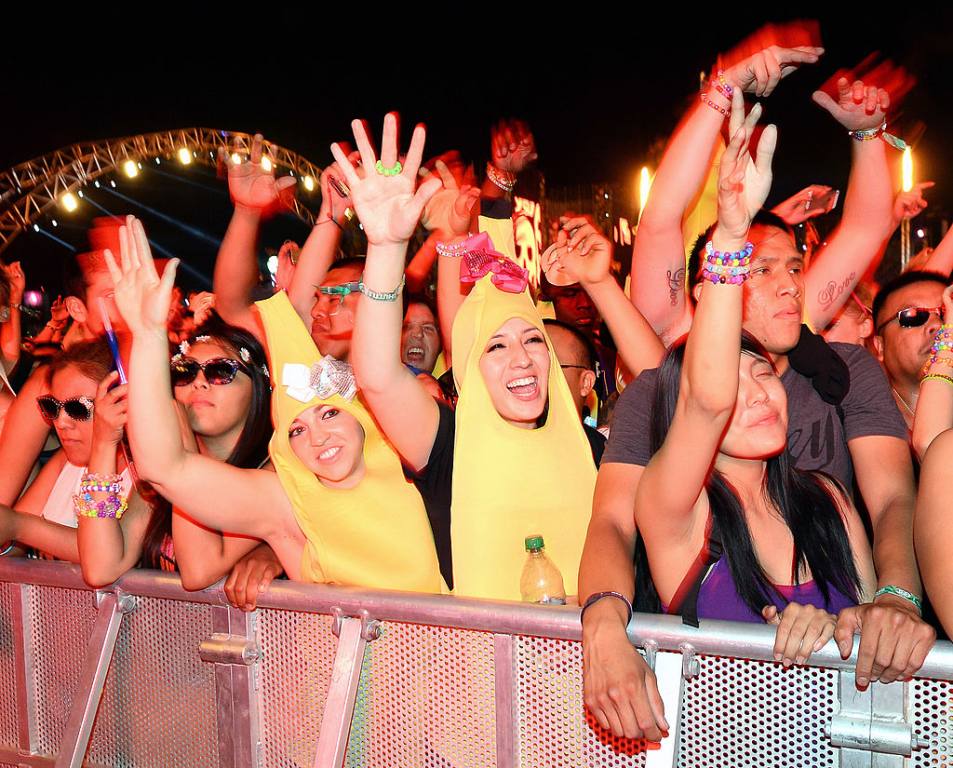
[170,357,246,387]
[36,395,94,423]
[876,306,945,334]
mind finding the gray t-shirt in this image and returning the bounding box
[603,342,907,488]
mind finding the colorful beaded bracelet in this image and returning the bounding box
[700,92,728,117]
[73,491,128,520]
[922,373,953,388]
[714,70,734,100]
[874,585,922,614]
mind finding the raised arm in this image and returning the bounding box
[286,159,354,323]
[636,92,776,541]
[916,429,953,636]
[632,43,822,343]
[0,261,24,374]
[106,217,290,542]
[0,367,53,505]
[213,135,296,338]
[911,285,953,459]
[337,114,443,470]
[804,75,898,327]
[548,215,665,378]
[919,210,953,275]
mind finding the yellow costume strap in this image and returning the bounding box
[255,292,442,593]
[450,274,595,600]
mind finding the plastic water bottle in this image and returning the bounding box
[520,534,566,605]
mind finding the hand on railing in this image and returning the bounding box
[582,605,668,741]
[835,600,935,686]
[762,603,836,667]
[224,543,284,612]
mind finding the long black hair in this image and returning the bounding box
[139,312,273,570]
[634,332,861,617]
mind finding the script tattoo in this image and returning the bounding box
[666,267,685,306]
[817,272,856,310]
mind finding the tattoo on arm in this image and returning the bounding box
[666,268,686,307]
[818,272,856,311]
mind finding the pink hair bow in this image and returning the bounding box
[457,233,529,294]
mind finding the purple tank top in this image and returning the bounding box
[667,557,856,623]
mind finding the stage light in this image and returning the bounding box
[155,157,161,165]
[32,224,39,232]
[177,147,192,165]
[917,228,925,238]
[23,290,42,307]
[639,166,653,221]
[123,160,139,178]
[51,219,58,227]
[94,180,101,188]
[110,180,117,188]
[61,192,78,212]
[77,190,84,198]
[261,156,273,172]
[902,147,913,193]
[303,175,315,192]
[231,152,242,165]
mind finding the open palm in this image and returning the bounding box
[103,216,179,335]
[226,134,295,211]
[330,114,441,246]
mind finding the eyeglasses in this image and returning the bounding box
[36,395,94,423]
[316,281,362,316]
[876,306,945,334]
[170,357,246,387]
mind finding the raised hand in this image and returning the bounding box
[721,45,824,97]
[189,291,216,326]
[103,216,180,336]
[772,184,838,226]
[491,119,537,174]
[92,371,128,448]
[421,159,480,237]
[543,215,613,287]
[49,295,69,325]
[893,181,933,224]
[329,113,442,246]
[763,603,837,667]
[319,153,358,223]
[1,261,25,304]
[718,90,777,241]
[224,134,296,213]
[813,77,890,133]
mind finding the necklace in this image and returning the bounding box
[891,386,915,417]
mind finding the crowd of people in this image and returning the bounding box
[1,26,952,743]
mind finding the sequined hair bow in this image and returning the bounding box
[457,233,529,294]
[281,355,357,403]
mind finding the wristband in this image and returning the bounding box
[848,121,885,142]
[874,585,922,614]
[359,275,405,302]
[580,591,634,626]
[699,92,729,117]
[922,373,953,388]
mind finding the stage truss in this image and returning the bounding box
[0,128,324,256]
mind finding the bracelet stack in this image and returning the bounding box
[702,241,754,285]
[920,325,953,379]
[713,70,734,101]
[485,163,516,193]
[73,473,128,520]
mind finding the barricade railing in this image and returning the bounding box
[0,558,949,768]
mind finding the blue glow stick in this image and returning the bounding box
[98,298,127,384]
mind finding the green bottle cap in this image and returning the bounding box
[524,534,544,551]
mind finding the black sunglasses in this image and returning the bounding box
[36,395,94,422]
[876,306,944,334]
[170,357,246,387]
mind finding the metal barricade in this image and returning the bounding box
[0,559,950,768]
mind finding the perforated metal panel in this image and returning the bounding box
[345,622,497,767]
[911,678,953,767]
[515,635,647,766]
[83,596,218,767]
[0,583,19,751]
[28,585,98,755]
[677,654,837,767]
[257,609,338,767]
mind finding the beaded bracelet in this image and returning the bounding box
[486,163,516,193]
[713,70,734,101]
[359,275,405,303]
[80,472,123,495]
[73,491,128,520]
[699,91,729,117]
[922,373,953,388]
[702,241,754,285]
[874,585,922,614]
[931,325,953,354]
[436,238,473,258]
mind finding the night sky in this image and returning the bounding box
[3,9,951,292]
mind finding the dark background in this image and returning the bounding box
[3,9,951,296]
